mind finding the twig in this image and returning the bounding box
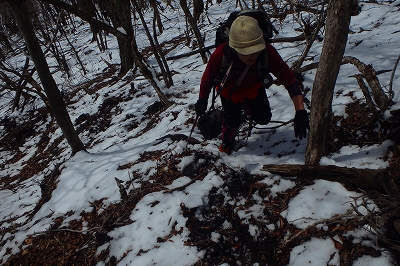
[253,119,294,130]
[291,1,326,71]
[54,235,65,264]
[389,52,400,101]
[33,227,102,236]
[115,177,128,202]
[164,172,207,193]
[281,210,359,247]
[350,192,400,252]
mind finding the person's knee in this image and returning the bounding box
[224,111,242,126]
[252,111,271,125]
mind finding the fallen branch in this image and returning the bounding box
[354,74,378,113]
[281,210,362,247]
[166,35,306,61]
[342,56,391,111]
[261,164,393,192]
[164,172,207,193]
[389,52,400,101]
[295,58,392,113]
[351,190,400,253]
[166,44,216,61]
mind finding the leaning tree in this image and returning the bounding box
[5,0,86,155]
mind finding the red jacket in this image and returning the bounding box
[199,42,301,104]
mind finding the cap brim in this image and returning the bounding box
[233,43,266,55]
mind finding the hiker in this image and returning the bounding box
[195,14,309,154]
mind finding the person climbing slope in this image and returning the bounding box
[195,14,310,154]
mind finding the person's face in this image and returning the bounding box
[237,51,261,65]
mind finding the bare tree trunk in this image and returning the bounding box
[38,0,170,106]
[133,0,173,88]
[6,0,86,155]
[99,0,134,74]
[193,0,204,21]
[305,0,352,166]
[12,57,31,111]
[131,36,172,107]
[77,0,102,46]
[179,0,207,63]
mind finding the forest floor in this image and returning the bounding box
[1,68,400,265]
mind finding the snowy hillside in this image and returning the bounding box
[1,1,400,265]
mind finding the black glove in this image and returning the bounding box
[195,98,207,116]
[294,110,310,140]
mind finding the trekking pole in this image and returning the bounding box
[185,115,199,150]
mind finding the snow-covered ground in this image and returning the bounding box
[1,1,400,265]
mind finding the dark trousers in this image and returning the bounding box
[220,87,272,143]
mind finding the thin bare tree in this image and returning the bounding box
[179,0,207,63]
[305,0,352,165]
[6,0,86,155]
[133,0,173,87]
[97,0,134,74]
[39,0,170,106]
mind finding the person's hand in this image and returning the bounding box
[195,98,207,116]
[294,110,309,140]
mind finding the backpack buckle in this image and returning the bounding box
[263,74,273,88]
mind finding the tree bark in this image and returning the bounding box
[6,0,86,155]
[39,0,170,106]
[134,0,173,88]
[77,0,103,47]
[193,0,204,21]
[305,0,352,165]
[99,0,134,74]
[342,56,390,111]
[262,164,395,193]
[179,0,207,63]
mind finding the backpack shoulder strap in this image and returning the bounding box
[258,48,269,73]
[257,48,273,88]
[214,44,235,86]
[221,45,235,75]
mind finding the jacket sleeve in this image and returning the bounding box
[267,44,302,98]
[198,43,225,100]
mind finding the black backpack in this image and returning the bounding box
[215,9,278,47]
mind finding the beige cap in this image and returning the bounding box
[229,16,266,55]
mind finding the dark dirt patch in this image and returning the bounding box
[0,109,64,190]
[75,96,123,136]
[183,170,384,266]
[0,109,47,152]
[143,101,166,116]
[3,221,111,266]
[329,100,381,153]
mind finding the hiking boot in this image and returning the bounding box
[219,140,235,155]
[219,143,233,154]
